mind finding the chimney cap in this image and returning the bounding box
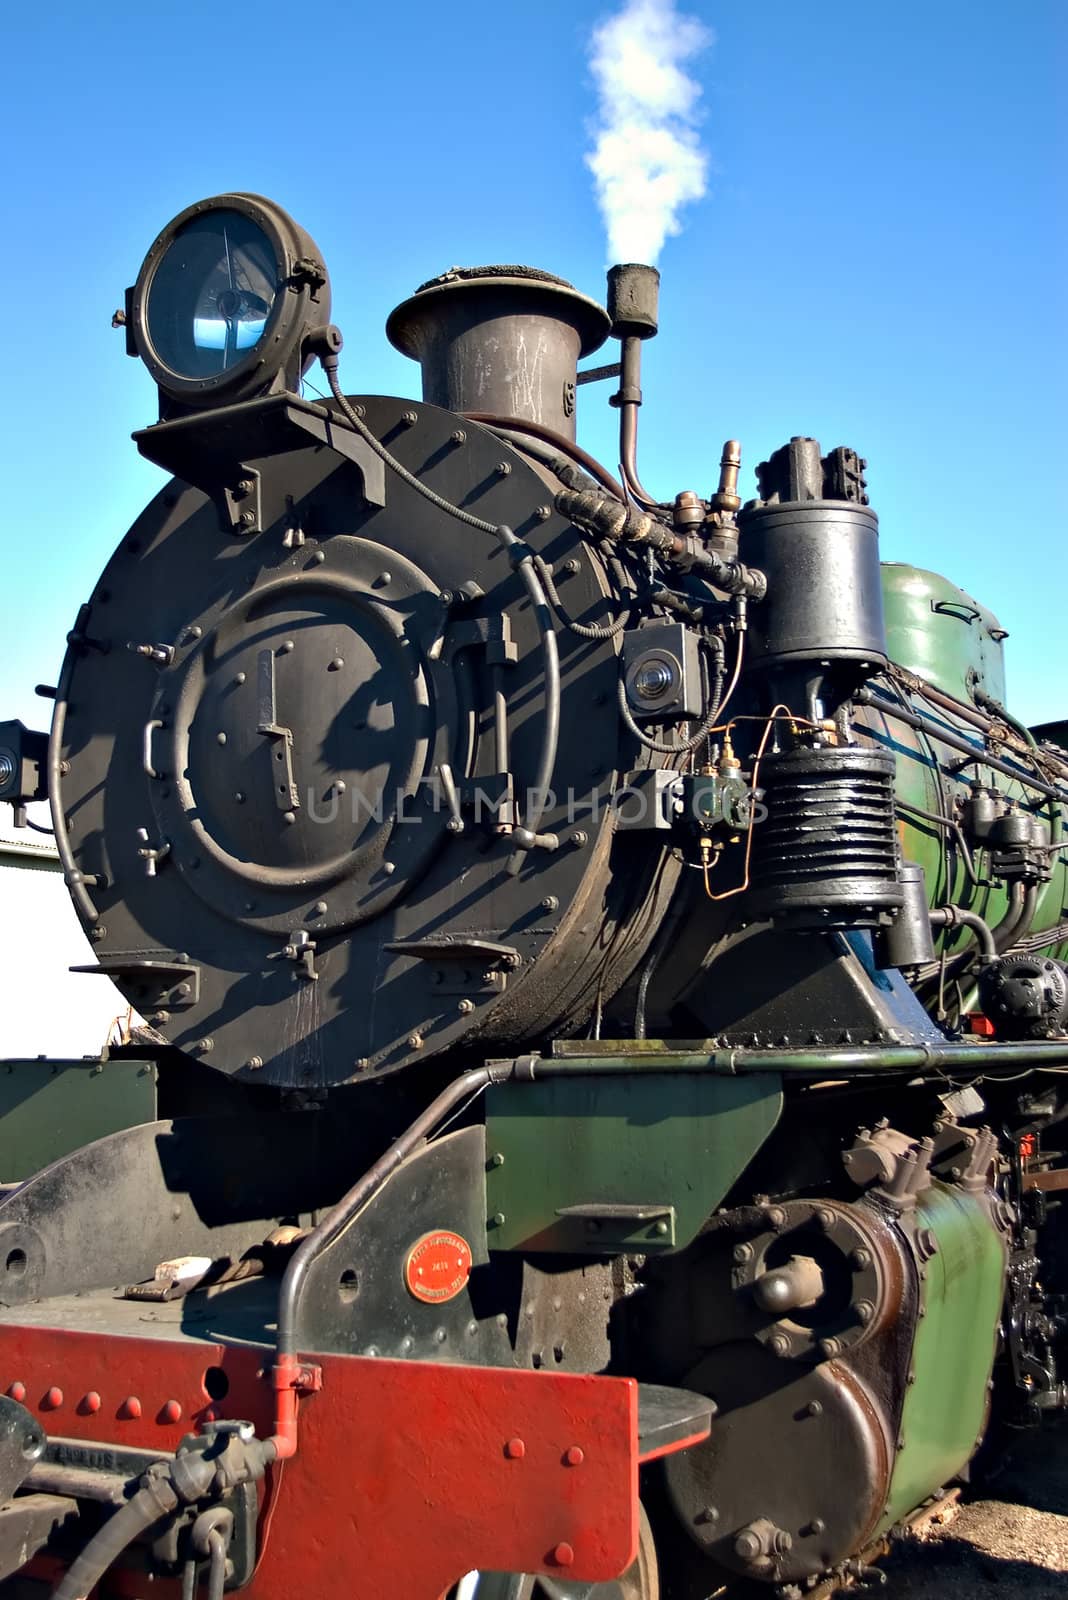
[387,264,611,360]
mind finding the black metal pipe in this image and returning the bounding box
[466,414,627,503]
[47,639,99,925]
[531,1041,1068,1075]
[858,689,1068,803]
[929,905,996,960]
[496,526,560,860]
[616,336,664,512]
[895,798,983,888]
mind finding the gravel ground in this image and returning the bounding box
[881,1423,1068,1598]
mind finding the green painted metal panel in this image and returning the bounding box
[865,563,1068,969]
[881,563,1007,704]
[0,1059,157,1182]
[880,1180,1005,1529]
[485,1071,782,1254]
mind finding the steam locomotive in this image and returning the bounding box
[0,191,1065,1600]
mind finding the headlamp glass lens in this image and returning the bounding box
[146,210,278,380]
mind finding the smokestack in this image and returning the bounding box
[386,266,610,441]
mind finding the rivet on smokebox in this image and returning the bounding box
[553,1544,575,1568]
[43,1388,63,1410]
[7,1383,26,1403]
[161,1400,182,1424]
[504,1438,525,1460]
[121,1396,143,1419]
[564,1446,584,1467]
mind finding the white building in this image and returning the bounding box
[0,813,132,1058]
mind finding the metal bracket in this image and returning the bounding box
[70,955,200,1010]
[223,467,262,536]
[442,613,518,666]
[385,937,520,996]
[269,930,319,982]
[136,827,171,876]
[554,1202,677,1249]
[133,392,387,540]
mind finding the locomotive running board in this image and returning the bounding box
[0,1324,712,1599]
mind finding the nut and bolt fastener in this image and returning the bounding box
[450,429,466,445]
[734,1530,763,1562]
[819,1337,841,1359]
[239,511,256,527]
[495,461,512,477]
[733,1242,754,1263]
[769,1334,791,1357]
[457,999,475,1015]
[541,896,559,912]
[401,411,418,426]
[407,1034,424,1050]
[850,1248,871,1269]
[855,1300,875,1325]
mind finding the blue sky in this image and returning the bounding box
[1,0,1064,729]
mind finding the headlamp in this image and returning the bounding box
[125,193,332,411]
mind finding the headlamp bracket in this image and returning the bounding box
[134,393,386,538]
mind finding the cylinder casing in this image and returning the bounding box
[738,502,887,670]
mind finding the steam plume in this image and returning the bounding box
[586,0,712,265]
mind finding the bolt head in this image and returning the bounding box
[734,1530,763,1562]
